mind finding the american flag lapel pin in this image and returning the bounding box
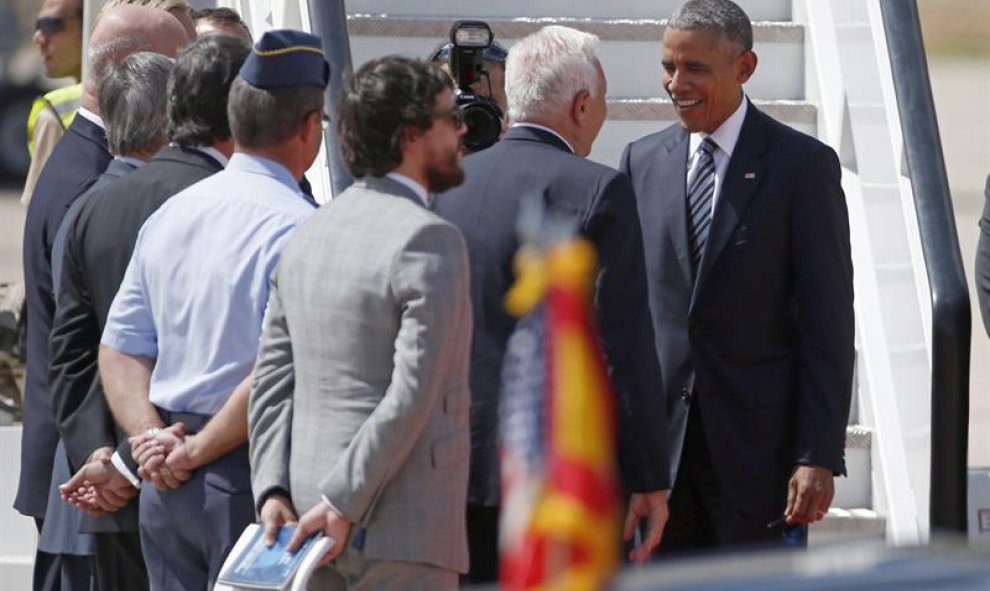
[744,172,756,180]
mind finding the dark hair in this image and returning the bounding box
[227,79,324,149]
[189,7,251,36]
[668,0,753,52]
[166,34,250,146]
[338,56,453,178]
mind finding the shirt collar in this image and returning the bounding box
[188,145,229,167]
[227,152,301,195]
[689,95,748,159]
[385,172,429,206]
[115,155,146,169]
[511,122,575,154]
[76,107,105,130]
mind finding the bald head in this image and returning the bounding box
[84,4,190,109]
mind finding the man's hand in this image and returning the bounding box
[58,447,138,516]
[164,433,205,475]
[623,490,669,563]
[260,494,298,546]
[287,501,352,567]
[785,465,834,525]
[130,423,192,490]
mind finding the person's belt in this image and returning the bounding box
[155,407,212,434]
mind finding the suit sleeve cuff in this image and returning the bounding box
[111,451,141,489]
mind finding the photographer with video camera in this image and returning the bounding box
[429,21,507,153]
[436,25,670,583]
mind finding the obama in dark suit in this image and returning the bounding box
[619,0,854,551]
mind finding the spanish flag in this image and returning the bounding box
[500,238,621,591]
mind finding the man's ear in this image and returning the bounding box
[300,110,319,143]
[571,89,591,125]
[737,50,758,84]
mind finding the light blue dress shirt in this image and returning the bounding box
[102,153,316,414]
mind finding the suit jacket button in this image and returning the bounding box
[680,388,692,405]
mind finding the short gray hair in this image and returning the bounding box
[505,25,601,122]
[227,78,325,149]
[667,0,753,52]
[98,52,173,155]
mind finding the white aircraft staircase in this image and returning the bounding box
[0,0,965,585]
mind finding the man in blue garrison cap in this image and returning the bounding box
[95,29,328,590]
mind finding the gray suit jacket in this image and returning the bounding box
[249,176,472,573]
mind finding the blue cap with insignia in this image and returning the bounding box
[240,29,330,88]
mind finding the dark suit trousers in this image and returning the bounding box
[657,403,805,556]
[464,505,500,584]
[93,533,146,591]
[138,411,254,591]
[32,518,96,591]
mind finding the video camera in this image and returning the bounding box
[446,20,504,152]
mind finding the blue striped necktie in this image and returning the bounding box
[687,137,718,277]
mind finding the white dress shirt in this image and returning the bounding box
[686,97,748,211]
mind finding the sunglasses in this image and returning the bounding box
[35,15,77,36]
[431,106,465,129]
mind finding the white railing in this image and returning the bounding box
[797,0,933,542]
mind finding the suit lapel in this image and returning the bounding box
[647,130,692,288]
[694,104,769,297]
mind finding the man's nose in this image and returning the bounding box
[666,68,685,93]
[32,29,45,46]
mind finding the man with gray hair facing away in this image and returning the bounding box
[19,6,188,590]
[53,34,252,590]
[47,51,173,591]
[98,30,324,590]
[435,25,670,582]
[620,0,853,553]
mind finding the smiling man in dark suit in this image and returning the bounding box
[435,25,670,581]
[619,0,854,552]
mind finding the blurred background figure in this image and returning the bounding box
[191,7,252,42]
[21,0,83,206]
[429,37,508,147]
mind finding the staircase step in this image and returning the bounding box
[590,99,816,168]
[0,556,33,590]
[347,15,806,100]
[835,425,873,509]
[346,0,793,22]
[809,508,886,545]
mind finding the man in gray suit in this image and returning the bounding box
[250,55,471,590]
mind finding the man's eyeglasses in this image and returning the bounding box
[431,107,465,129]
[35,15,77,36]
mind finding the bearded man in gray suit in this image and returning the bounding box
[249,55,471,590]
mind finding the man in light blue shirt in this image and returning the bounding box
[96,30,330,591]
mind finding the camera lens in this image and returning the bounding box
[461,101,502,152]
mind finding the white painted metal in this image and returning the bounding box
[346,16,806,100]
[345,0,793,22]
[0,426,40,590]
[796,0,930,544]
